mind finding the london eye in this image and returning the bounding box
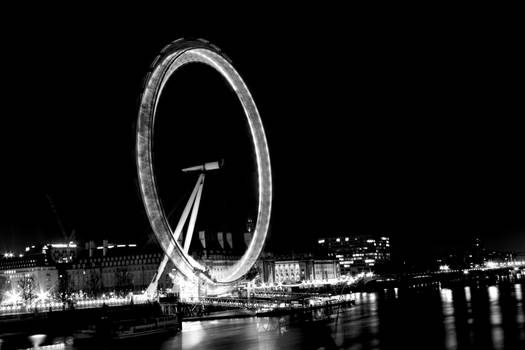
[136,38,272,289]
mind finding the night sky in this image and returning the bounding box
[0,13,523,260]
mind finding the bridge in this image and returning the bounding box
[357,262,525,291]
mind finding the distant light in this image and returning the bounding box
[117,244,126,248]
[486,261,498,268]
[108,245,115,249]
[336,238,340,242]
[25,247,30,252]
[439,265,450,271]
[345,237,349,241]
[51,244,68,248]
[36,290,50,303]
[3,290,22,305]
[318,239,325,244]
[128,244,137,247]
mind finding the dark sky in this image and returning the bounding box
[0,12,523,259]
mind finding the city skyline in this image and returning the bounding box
[0,11,524,350]
[1,18,523,258]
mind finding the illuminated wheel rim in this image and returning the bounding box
[136,38,272,285]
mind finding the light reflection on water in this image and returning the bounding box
[464,286,471,302]
[488,286,504,349]
[440,288,457,349]
[106,282,525,350]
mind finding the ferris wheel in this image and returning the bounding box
[136,38,272,288]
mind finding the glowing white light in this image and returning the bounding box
[515,284,522,301]
[36,290,50,303]
[486,261,498,268]
[136,39,272,285]
[28,334,47,348]
[439,265,450,271]
[2,290,22,305]
[440,288,453,303]
[51,244,67,248]
[488,286,499,302]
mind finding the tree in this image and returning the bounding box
[18,276,35,305]
[88,270,102,297]
[56,272,73,303]
[0,275,8,303]
[115,268,132,294]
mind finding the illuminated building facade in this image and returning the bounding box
[0,252,58,303]
[1,241,170,300]
[273,260,302,283]
[317,235,391,275]
[67,246,171,295]
[189,229,254,281]
[260,257,340,284]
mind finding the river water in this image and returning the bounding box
[103,282,525,349]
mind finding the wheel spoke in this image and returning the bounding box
[184,174,205,253]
